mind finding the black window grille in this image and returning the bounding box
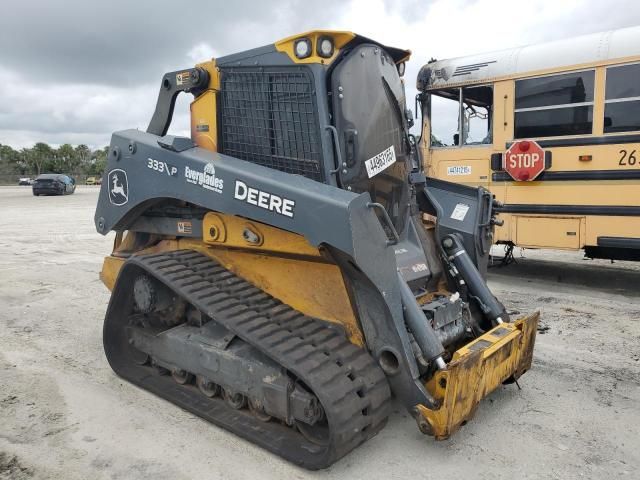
[219,67,324,182]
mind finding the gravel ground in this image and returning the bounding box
[1,185,639,480]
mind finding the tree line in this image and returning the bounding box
[0,142,109,177]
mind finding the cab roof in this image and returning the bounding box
[217,30,411,66]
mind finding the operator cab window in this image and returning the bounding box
[604,62,640,133]
[429,85,493,147]
[514,70,594,138]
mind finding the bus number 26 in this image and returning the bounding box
[619,149,638,166]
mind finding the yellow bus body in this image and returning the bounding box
[419,27,640,259]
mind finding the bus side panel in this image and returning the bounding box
[498,138,640,249]
[514,216,583,249]
[430,147,493,188]
[586,216,640,246]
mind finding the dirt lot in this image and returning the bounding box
[1,185,639,480]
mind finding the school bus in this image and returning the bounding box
[417,26,640,260]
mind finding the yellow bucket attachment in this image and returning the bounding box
[417,312,539,439]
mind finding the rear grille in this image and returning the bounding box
[219,67,324,182]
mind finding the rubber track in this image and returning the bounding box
[106,250,391,469]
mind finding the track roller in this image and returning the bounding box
[171,368,193,385]
[196,375,221,397]
[223,389,247,410]
[248,398,272,422]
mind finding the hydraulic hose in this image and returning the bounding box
[397,272,447,369]
[441,234,509,325]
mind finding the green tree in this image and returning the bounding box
[24,143,52,175]
[75,144,91,172]
[0,142,109,177]
[52,143,81,173]
[0,144,20,174]
[87,146,108,175]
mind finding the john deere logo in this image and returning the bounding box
[108,169,128,206]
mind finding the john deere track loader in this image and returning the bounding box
[95,30,538,469]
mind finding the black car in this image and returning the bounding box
[32,174,76,196]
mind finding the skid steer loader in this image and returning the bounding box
[95,30,538,469]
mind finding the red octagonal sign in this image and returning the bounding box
[504,140,545,181]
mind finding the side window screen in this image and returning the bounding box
[430,90,460,147]
[462,86,493,145]
[604,63,640,133]
[514,70,594,138]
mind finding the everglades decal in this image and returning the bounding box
[185,163,224,194]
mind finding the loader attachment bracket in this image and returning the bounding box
[416,311,539,439]
[418,177,494,276]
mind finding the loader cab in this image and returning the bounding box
[210,31,413,234]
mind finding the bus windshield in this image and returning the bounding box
[429,86,493,147]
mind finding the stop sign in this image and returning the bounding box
[504,140,545,181]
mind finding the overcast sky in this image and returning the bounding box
[1,0,639,149]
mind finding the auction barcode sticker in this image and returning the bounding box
[450,203,470,221]
[365,145,396,178]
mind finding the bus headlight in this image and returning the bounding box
[317,36,334,58]
[397,61,406,77]
[294,38,312,59]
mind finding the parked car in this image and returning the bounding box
[86,176,98,185]
[18,177,34,185]
[32,174,76,196]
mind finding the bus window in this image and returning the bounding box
[429,86,492,147]
[514,70,595,138]
[430,89,460,147]
[604,63,640,133]
[462,86,492,145]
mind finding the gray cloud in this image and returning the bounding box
[1,0,639,149]
[0,0,345,147]
[0,0,342,86]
